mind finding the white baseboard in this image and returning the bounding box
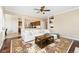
[60,34,79,41]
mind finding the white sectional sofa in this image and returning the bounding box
[21,28,58,42]
[21,29,50,42]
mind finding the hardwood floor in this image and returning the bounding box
[68,40,79,53]
[0,37,79,53]
[0,39,11,53]
[0,33,21,53]
[0,37,21,53]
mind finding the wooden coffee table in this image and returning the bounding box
[35,35,54,48]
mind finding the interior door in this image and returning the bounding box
[0,7,5,49]
[18,18,22,34]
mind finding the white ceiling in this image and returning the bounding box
[4,6,79,19]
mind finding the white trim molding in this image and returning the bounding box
[60,34,79,41]
[55,7,79,15]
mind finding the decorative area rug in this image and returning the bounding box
[10,37,73,53]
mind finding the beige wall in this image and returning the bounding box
[54,9,79,40]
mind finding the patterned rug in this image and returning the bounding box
[10,37,73,53]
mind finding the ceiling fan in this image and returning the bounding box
[34,6,50,14]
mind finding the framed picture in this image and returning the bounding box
[50,26,54,28]
[49,20,53,23]
[49,19,53,23]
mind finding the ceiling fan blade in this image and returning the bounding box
[41,6,45,10]
[41,6,45,8]
[43,10,50,11]
[34,6,51,14]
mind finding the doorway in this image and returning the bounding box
[18,18,22,34]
